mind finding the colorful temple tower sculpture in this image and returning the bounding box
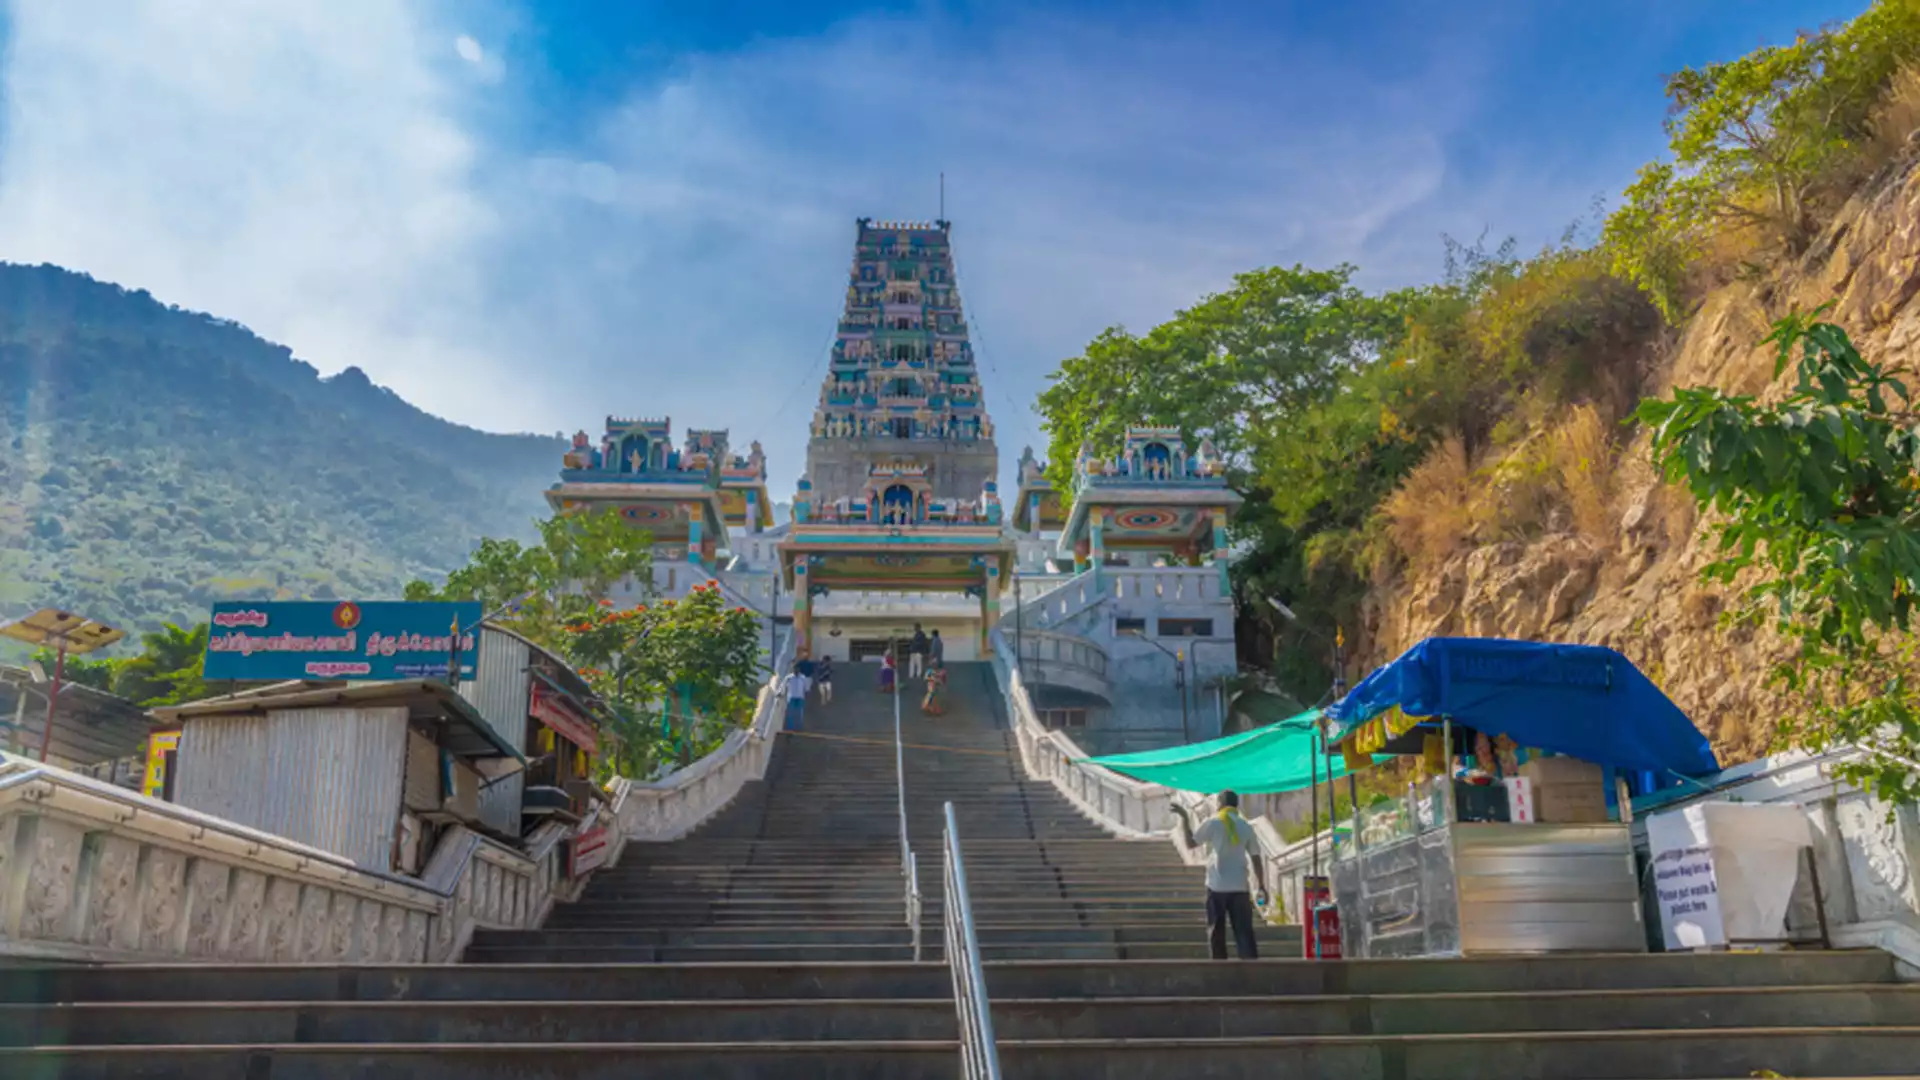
[994,429,1240,754]
[531,221,1246,755]
[1060,426,1238,589]
[781,220,1014,660]
[805,218,998,503]
[548,417,772,585]
[1012,445,1069,576]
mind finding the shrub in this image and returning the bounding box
[1380,436,1476,568]
[1549,404,1617,540]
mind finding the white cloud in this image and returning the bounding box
[452,32,504,84]
[0,0,1602,490]
[0,0,538,426]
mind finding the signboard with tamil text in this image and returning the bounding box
[203,601,482,683]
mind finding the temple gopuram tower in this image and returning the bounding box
[805,218,997,504]
[780,219,1013,661]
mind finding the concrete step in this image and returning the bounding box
[10,954,1894,1005]
[473,924,1283,949]
[460,941,1292,963]
[11,1028,1920,1080]
[10,985,1918,1048]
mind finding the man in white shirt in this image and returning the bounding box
[783,666,811,732]
[1173,790,1269,960]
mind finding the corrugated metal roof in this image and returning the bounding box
[155,680,523,767]
[0,664,155,764]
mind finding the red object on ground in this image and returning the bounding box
[1311,903,1343,959]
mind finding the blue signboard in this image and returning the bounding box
[203,601,482,683]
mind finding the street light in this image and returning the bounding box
[1264,596,1345,700]
[0,608,125,764]
[1118,626,1190,742]
[1266,595,1349,893]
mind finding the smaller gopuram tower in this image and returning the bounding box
[1059,427,1239,587]
[546,417,772,572]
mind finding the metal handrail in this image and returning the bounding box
[943,800,1002,1079]
[895,646,923,960]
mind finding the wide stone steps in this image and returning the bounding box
[25,662,1907,1077]
[7,953,1916,1078]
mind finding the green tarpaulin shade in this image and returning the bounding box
[1087,710,1380,795]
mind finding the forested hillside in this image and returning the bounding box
[0,264,561,638]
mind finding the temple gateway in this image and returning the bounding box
[548,218,1240,753]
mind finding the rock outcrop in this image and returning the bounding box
[1360,156,1920,766]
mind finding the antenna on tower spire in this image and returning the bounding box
[939,172,945,221]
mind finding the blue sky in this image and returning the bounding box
[0,0,1871,496]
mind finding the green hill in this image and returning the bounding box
[0,263,562,644]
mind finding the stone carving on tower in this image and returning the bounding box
[804,218,999,505]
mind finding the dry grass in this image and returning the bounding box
[1384,406,1628,571]
[1869,64,1920,167]
[1548,404,1616,540]
[1381,436,1477,568]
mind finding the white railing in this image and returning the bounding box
[943,801,1002,1079]
[605,632,793,847]
[1103,565,1223,605]
[0,755,578,964]
[1015,629,1109,679]
[988,629,1173,839]
[1003,568,1103,632]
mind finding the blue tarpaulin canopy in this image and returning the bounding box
[1325,637,1718,776]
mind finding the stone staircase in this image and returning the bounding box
[468,661,1255,964]
[7,661,1920,1077]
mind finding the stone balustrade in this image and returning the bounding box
[0,641,793,967]
[0,755,565,964]
[604,660,788,849]
[1012,628,1110,699]
[989,631,1171,838]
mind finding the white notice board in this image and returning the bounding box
[1646,803,1811,950]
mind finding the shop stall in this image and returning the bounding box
[1324,637,1718,959]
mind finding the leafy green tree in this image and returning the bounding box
[1638,312,1920,803]
[1605,0,1920,318]
[112,622,214,706]
[405,508,653,655]
[27,649,118,693]
[1037,264,1401,491]
[564,583,765,773]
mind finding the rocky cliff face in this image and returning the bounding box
[1359,157,1920,766]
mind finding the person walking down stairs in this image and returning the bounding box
[814,655,833,705]
[782,664,811,732]
[1173,790,1270,960]
[908,624,928,678]
[878,650,896,695]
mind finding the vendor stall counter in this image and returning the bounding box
[1331,773,1643,957]
[1324,637,1720,960]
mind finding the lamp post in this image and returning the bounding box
[1265,596,1347,903]
[1119,628,1189,743]
[1012,571,1025,683]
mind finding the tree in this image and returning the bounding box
[1037,264,1401,492]
[1605,1,1920,318]
[1637,312,1920,803]
[563,583,765,774]
[404,508,654,655]
[27,649,117,693]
